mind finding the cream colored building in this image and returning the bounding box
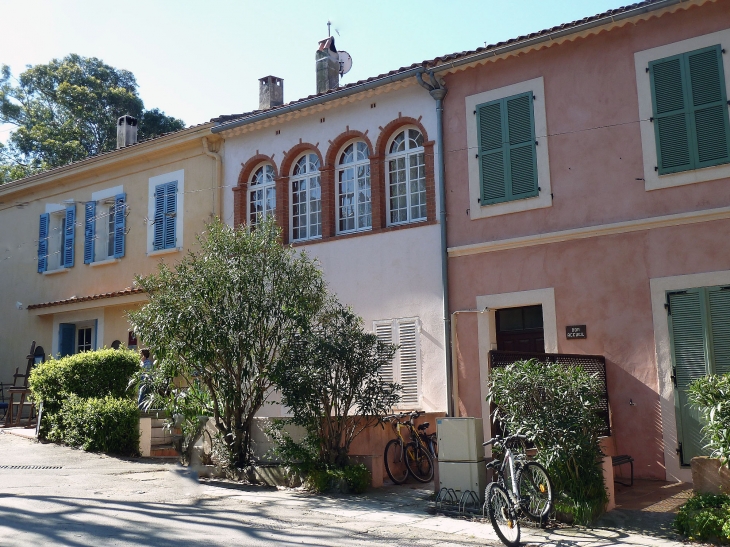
[0,122,222,381]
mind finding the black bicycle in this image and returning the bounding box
[483,434,554,547]
[383,411,435,484]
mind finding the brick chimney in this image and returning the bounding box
[117,115,138,149]
[259,76,284,110]
[316,37,340,94]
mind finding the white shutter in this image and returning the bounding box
[398,319,420,406]
[374,320,395,384]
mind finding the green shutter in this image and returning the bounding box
[708,287,730,375]
[668,289,710,465]
[650,45,730,175]
[477,91,538,205]
[686,46,730,169]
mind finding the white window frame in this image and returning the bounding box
[465,76,552,219]
[52,311,103,358]
[373,316,422,409]
[44,204,67,271]
[289,152,322,242]
[635,28,730,191]
[91,186,123,262]
[147,170,184,255]
[385,127,428,226]
[247,163,276,229]
[336,140,372,234]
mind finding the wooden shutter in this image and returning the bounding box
[687,46,730,169]
[164,181,177,249]
[113,193,126,258]
[153,184,166,250]
[477,92,538,205]
[63,205,75,268]
[374,320,395,384]
[650,45,730,175]
[708,287,730,375]
[83,201,96,264]
[398,319,420,406]
[59,323,75,357]
[668,289,709,464]
[37,213,49,273]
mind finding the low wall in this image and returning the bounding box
[691,456,730,494]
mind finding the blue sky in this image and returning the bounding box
[1,0,627,140]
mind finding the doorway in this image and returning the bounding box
[496,305,545,353]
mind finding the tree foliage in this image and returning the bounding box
[488,359,608,524]
[129,219,327,469]
[0,55,185,182]
[273,300,400,468]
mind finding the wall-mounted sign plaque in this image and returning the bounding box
[566,325,587,339]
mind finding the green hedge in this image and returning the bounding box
[46,395,139,455]
[29,348,140,455]
[675,492,730,543]
[305,464,371,494]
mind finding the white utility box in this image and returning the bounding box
[436,417,484,462]
[438,461,487,502]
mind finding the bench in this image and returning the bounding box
[612,455,634,487]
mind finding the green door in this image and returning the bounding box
[668,287,730,465]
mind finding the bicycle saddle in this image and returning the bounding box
[417,422,429,431]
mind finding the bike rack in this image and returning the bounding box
[458,490,481,514]
[435,487,458,510]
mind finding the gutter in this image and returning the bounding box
[211,0,689,134]
[202,137,223,219]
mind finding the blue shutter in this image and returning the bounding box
[63,205,75,268]
[84,201,96,264]
[113,193,126,258]
[59,323,75,357]
[164,181,177,249]
[38,213,49,273]
[153,184,165,250]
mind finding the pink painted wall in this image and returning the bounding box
[443,2,730,480]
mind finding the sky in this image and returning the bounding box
[1,0,628,142]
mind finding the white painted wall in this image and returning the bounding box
[219,83,447,413]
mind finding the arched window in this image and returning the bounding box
[290,153,321,241]
[337,141,371,233]
[386,129,426,225]
[248,164,276,227]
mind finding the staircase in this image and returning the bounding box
[139,413,178,458]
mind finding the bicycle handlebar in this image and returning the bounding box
[482,434,528,447]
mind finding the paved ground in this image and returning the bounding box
[0,430,690,546]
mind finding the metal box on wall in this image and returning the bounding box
[436,417,484,462]
[438,461,487,502]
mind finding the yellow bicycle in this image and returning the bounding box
[383,411,434,484]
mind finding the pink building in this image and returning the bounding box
[439,0,730,482]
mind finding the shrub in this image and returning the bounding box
[675,492,730,542]
[688,374,730,467]
[49,394,139,455]
[305,464,371,494]
[488,359,608,524]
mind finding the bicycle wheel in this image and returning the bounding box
[384,439,409,484]
[516,461,553,525]
[486,482,520,547]
[429,433,438,459]
[405,442,434,483]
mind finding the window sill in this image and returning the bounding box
[386,218,427,228]
[291,235,323,244]
[147,247,181,257]
[88,258,120,268]
[336,227,372,237]
[43,267,69,276]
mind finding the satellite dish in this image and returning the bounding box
[338,51,352,76]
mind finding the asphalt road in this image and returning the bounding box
[0,431,684,547]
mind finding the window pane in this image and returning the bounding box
[340,144,354,165]
[390,131,405,154]
[408,129,424,149]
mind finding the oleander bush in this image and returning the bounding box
[688,374,730,467]
[488,359,608,525]
[675,492,730,543]
[29,348,139,455]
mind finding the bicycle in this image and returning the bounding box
[483,434,553,547]
[383,411,435,484]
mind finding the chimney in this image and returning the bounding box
[117,115,138,149]
[316,37,340,94]
[259,76,284,110]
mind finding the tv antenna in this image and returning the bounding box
[338,51,352,77]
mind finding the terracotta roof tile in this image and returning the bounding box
[27,287,145,310]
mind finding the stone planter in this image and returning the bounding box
[691,456,730,494]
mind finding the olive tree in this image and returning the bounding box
[129,219,326,468]
[272,300,400,468]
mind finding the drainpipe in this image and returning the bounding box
[202,137,223,220]
[417,70,453,417]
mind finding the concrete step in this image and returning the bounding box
[150,444,178,458]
